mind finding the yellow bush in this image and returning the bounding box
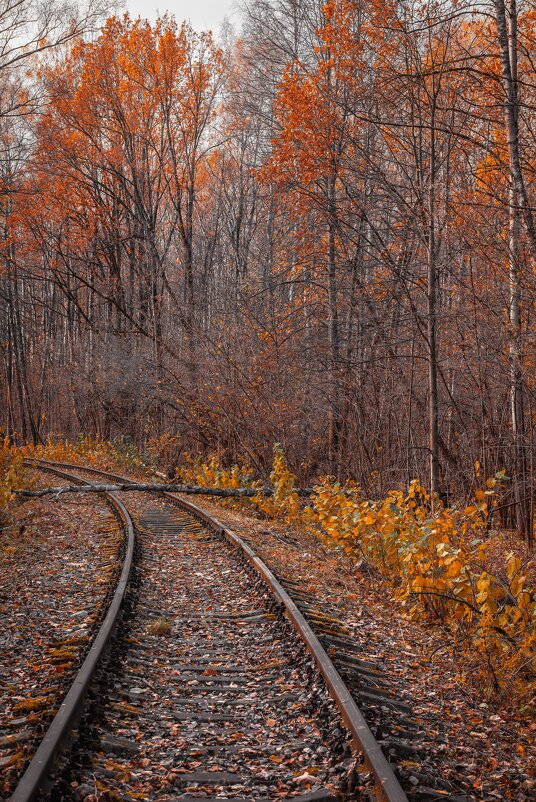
[0,434,25,524]
[308,476,535,700]
[23,435,143,472]
[252,444,302,524]
[178,453,259,508]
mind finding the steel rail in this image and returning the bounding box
[27,459,408,802]
[11,464,136,802]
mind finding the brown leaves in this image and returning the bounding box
[12,696,50,713]
[294,771,317,784]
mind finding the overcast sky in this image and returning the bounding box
[125,1,238,33]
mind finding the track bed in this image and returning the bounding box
[61,497,350,801]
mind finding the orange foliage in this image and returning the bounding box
[14,15,223,286]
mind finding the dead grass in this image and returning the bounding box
[146,617,172,636]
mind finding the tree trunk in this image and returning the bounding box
[495,0,536,260]
[500,0,533,541]
[327,172,341,474]
[427,107,442,502]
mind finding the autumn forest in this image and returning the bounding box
[1,0,536,539]
[2,4,536,797]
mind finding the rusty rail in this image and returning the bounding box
[11,464,135,802]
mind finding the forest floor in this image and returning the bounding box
[4,456,534,800]
[185,495,535,801]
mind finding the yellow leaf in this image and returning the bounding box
[506,554,521,582]
[511,575,525,597]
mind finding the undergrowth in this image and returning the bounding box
[0,434,25,527]
[23,435,145,473]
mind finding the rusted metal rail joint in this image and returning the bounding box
[11,464,136,802]
[21,459,408,802]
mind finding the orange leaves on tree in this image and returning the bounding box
[13,14,224,292]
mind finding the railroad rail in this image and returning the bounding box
[10,464,135,802]
[10,459,409,802]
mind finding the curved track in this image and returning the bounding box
[11,460,408,802]
[10,465,135,802]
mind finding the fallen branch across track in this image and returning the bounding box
[14,482,313,498]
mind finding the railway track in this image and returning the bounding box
[0,464,130,801]
[10,460,409,802]
[4,464,134,802]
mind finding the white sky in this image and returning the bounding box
[125,0,237,33]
